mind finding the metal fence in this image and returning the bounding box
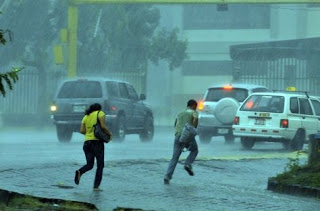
[233,57,320,96]
[0,69,145,125]
[0,68,65,125]
[100,71,145,95]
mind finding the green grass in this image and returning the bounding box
[272,163,320,188]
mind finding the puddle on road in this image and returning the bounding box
[51,184,74,189]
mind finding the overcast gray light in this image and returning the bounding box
[1,1,320,210]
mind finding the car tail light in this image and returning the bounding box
[234,116,240,125]
[223,85,233,91]
[198,100,204,111]
[104,100,117,114]
[280,119,289,128]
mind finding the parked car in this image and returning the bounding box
[232,91,320,151]
[50,78,154,142]
[197,83,270,143]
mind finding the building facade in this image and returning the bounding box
[148,3,320,123]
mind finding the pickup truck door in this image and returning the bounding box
[125,83,145,128]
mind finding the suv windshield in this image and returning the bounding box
[240,95,284,113]
[205,88,248,102]
[57,81,102,98]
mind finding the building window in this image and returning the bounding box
[183,4,270,30]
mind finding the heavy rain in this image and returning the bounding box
[1,0,320,210]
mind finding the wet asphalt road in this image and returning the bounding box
[0,126,320,210]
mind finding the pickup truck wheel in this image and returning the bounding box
[56,125,72,142]
[139,116,154,142]
[241,137,255,150]
[114,116,126,142]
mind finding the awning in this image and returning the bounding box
[230,37,320,60]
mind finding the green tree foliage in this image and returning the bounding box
[0,1,66,122]
[78,4,187,73]
[0,30,7,45]
[0,11,21,97]
[150,28,187,70]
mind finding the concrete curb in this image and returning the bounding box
[0,188,98,210]
[267,178,320,198]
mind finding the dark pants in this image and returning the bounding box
[165,135,198,180]
[78,140,104,188]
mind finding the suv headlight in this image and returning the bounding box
[50,105,58,112]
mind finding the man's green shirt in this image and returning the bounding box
[175,108,198,136]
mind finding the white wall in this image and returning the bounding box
[307,11,320,36]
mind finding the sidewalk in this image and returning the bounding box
[1,158,320,211]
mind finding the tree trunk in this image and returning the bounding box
[308,134,320,165]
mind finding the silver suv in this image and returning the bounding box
[50,78,154,142]
[197,83,270,143]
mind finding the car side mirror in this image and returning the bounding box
[140,94,146,100]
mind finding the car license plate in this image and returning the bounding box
[73,105,86,112]
[255,118,265,125]
[259,113,270,118]
[218,128,229,134]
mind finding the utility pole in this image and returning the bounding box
[67,4,78,78]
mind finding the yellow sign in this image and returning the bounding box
[286,87,297,91]
[60,29,68,43]
[53,45,64,65]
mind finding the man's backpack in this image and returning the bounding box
[179,123,197,144]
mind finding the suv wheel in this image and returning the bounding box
[290,129,305,151]
[224,133,235,144]
[139,116,154,142]
[56,125,72,142]
[114,115,126,142]
[199,133,211,144]
[241,137,255,150]
[282,139,291,150]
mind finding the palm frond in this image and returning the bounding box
[0,67,23,97]
[0,77,5,97]
[2,74,12,90]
